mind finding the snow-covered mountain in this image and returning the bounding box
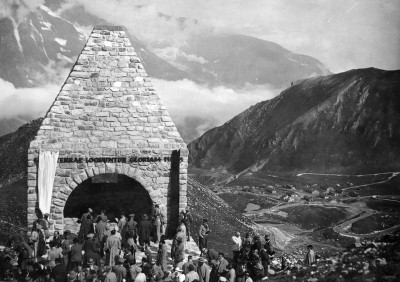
[0,1,330,136]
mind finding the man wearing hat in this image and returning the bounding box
[150,259,164,282]
[172,267,185,282]
[197,257,210,282]
[114,256,127,282]
[84,233,101,267]
[138,214,152,248]
[79,208,93,240]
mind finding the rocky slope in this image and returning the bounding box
[188,68,400,175]
[0,119,42,184]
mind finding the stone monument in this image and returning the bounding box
[27,25,188,235]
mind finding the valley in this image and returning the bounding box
[195,170,400,254]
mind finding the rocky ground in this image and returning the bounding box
[266,231,400,281]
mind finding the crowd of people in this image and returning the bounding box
[0,205,317,282]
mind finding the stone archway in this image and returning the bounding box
[47,164,169,234]
[63,173,153,233]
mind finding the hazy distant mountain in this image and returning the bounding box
[153,33,330,89]
[188,68,400,174]
[0,2,330,136]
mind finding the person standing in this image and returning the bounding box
[61,232,71,267]
[216,253,228,276]
[52,258,67,282]
[231,232,242,265]
[126,214,138,245]
[151,260,164,282]
[84,233,101,266]
[95,218,108,253]
[114,257,127,282]
[156,236,168,275]
[128,259,141,282]
[104,230,121,267]
[138,214,151,248]
[185,264,199,282]
[51,231,62,248]
[118,215,127,243]
[182,255,194,275]
[197,257,210,282]
[36,224,47,259]
[304,245,315,266]
[134,267,146,282]
[97,210,108,223]
[70,237,84,269]
[47,243,63,269]
[104,265,117,282]
[181,207,193,241]
[152,205,162,244]
[198,219,210,255]
[226,264,236,282]
[172,237,184,266]
[79,208,93,240]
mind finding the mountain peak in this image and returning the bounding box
[188,68,400,177]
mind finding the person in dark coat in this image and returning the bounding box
[114,257,127,282]
[180,206,193,241]
[198,219,210,255]
[138,214,151,247]
[78,208,93,240]
[70,237,84,269]
[156,236,168,275]
[36,225,47,258]
[52,258,67,282]
[84,234,101,266]
[172,237,184,266]
[203,248,218,264]
[95,218,108,254]
[126,214,138,245]
[251,236,262,253]
[51,231,63,248]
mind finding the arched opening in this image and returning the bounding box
[64,174,153,227]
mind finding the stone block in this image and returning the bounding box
[53,199,65,207]
[54,224,64,231]
[105,163,116,173]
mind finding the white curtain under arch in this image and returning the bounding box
[38,150,59,214]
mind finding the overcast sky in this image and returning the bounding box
[72,0,400,73]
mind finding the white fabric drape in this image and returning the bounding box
[38,150,59,214]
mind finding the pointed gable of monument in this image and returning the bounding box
[27,26,188,234]
[33,25,185,149]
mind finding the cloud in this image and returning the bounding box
[59,0,400,73]
[0,78,58,121]
[152,78,280,142]
[0,0,44,24]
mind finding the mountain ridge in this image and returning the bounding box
[188,68,400,176]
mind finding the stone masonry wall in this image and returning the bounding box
[27,26,188,234]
